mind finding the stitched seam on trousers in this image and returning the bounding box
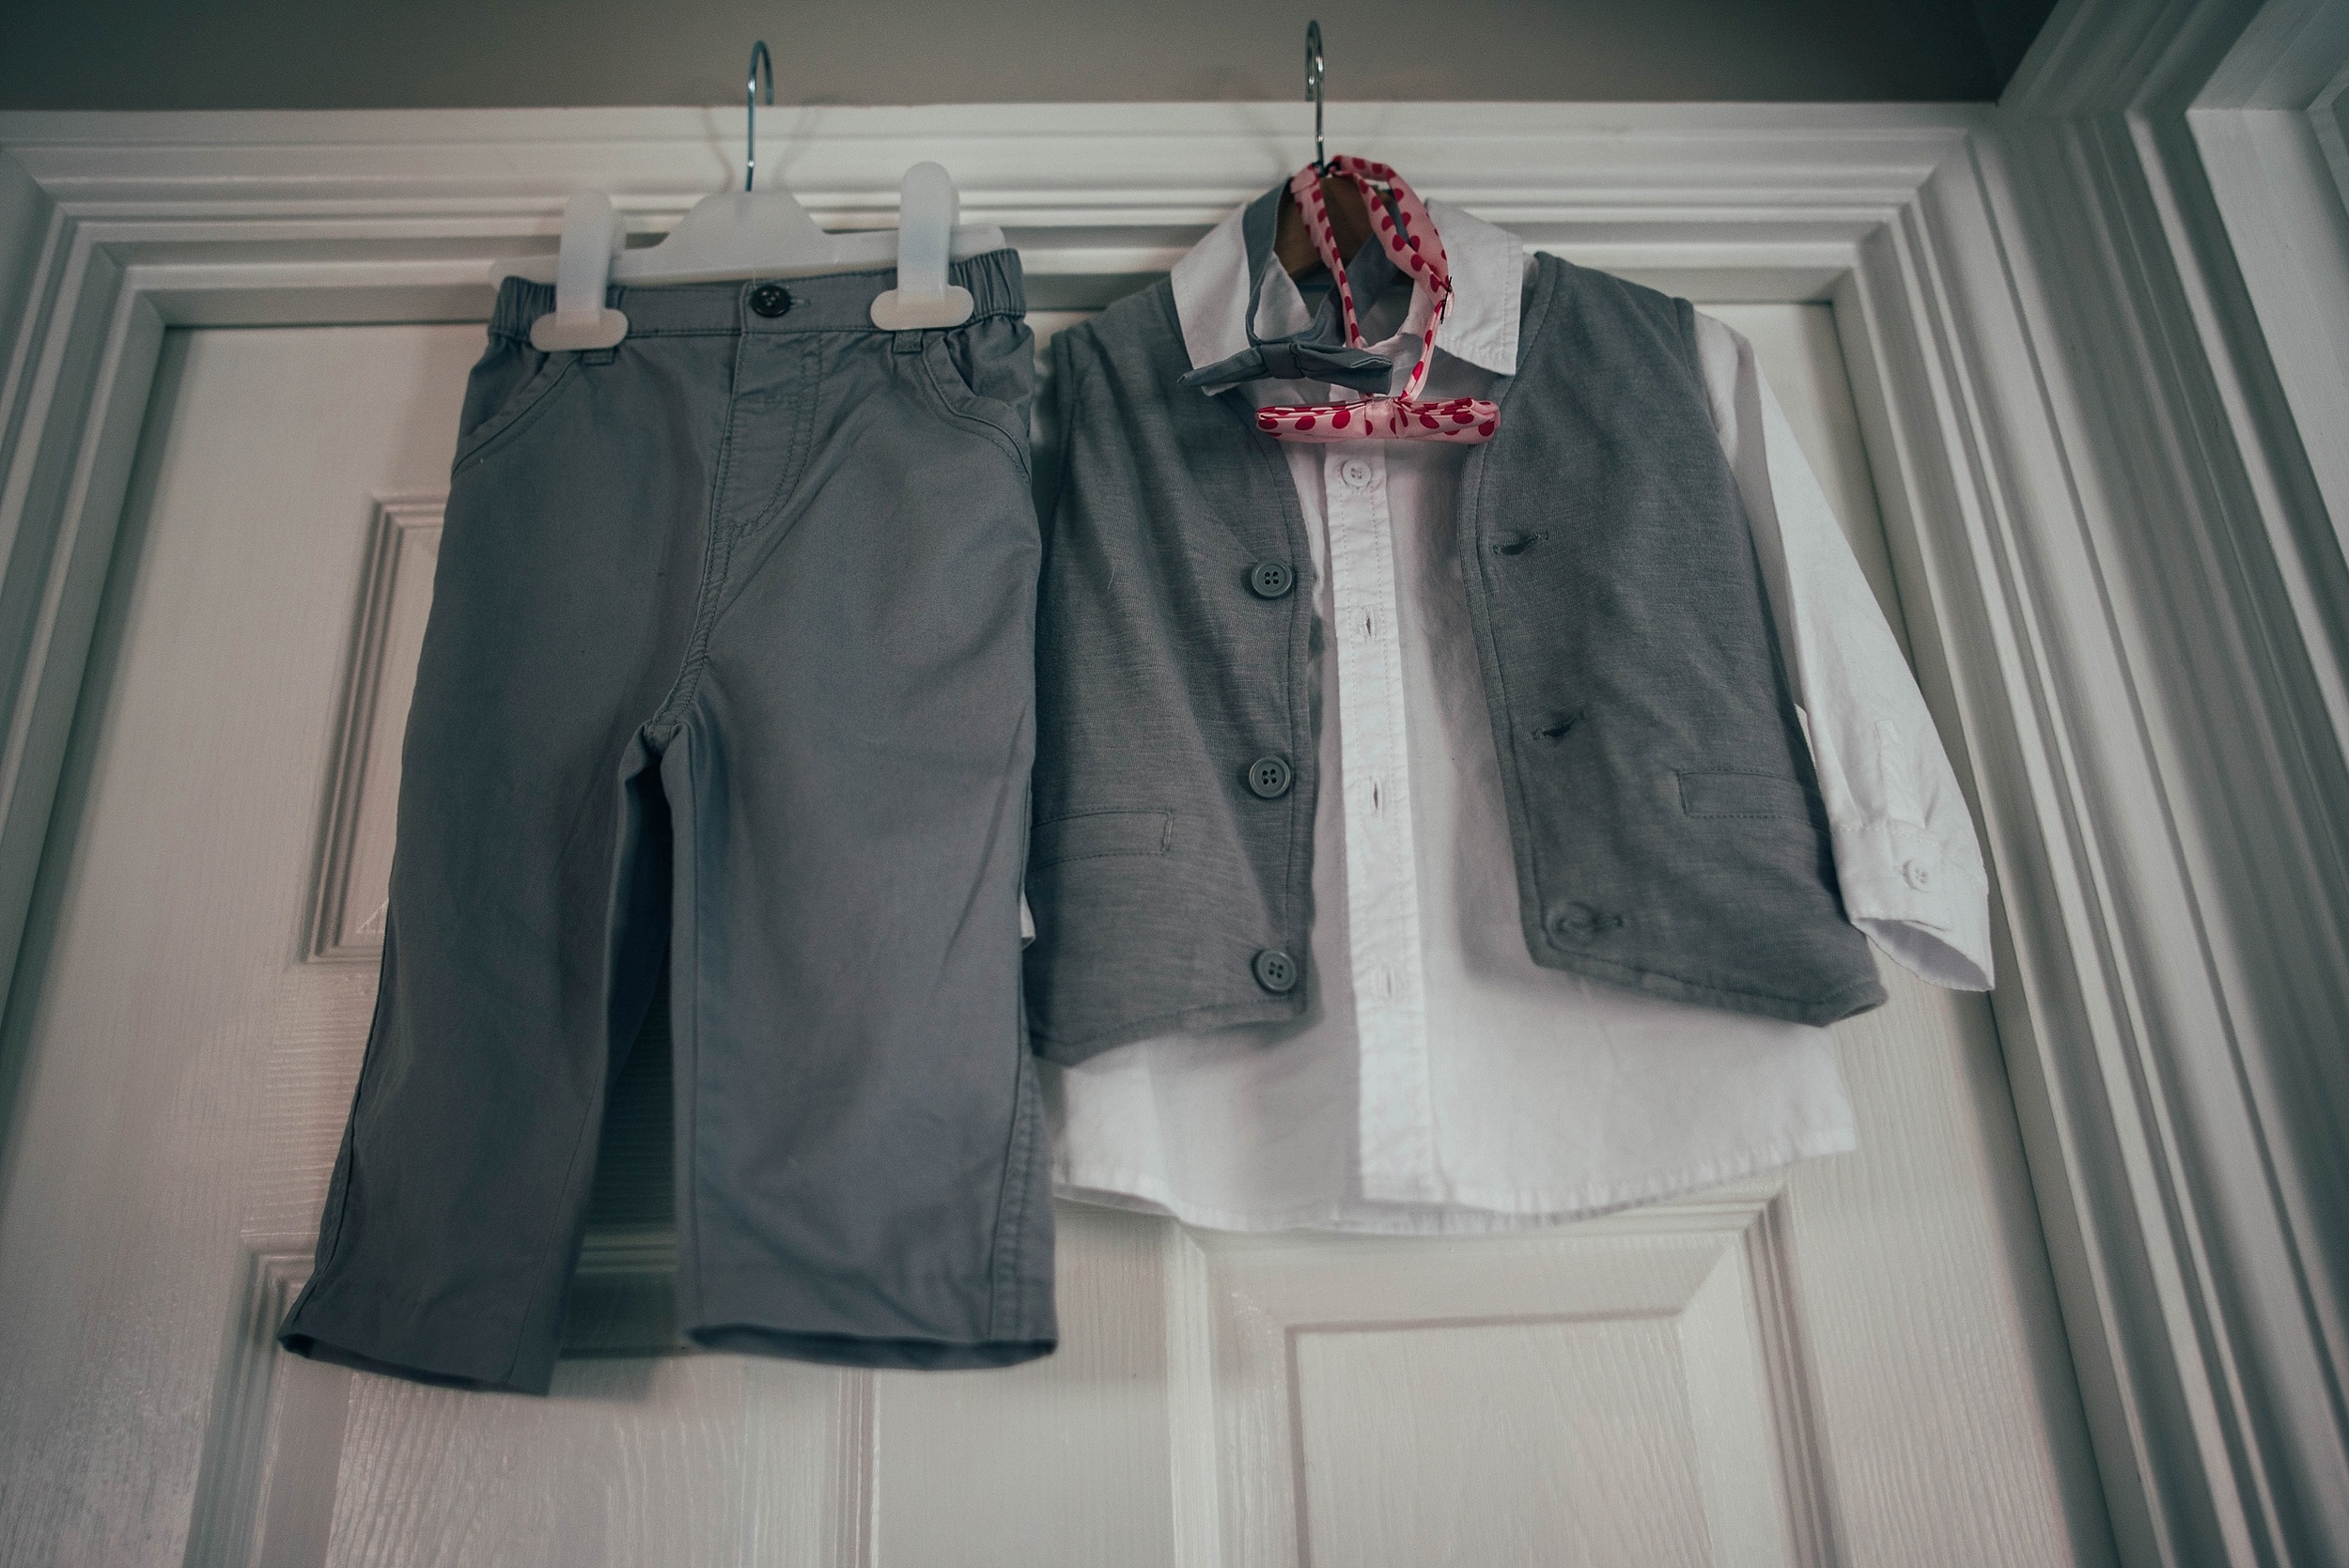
[295,913,405,1310]
[648,335,754,735]
[492,768,669,1382]
[703,335,831,630]
[991,1055,1037,1337]
[451,355,579,474]
[499,1045,610,1387]
[984,1049,1039,1340]
[658,538,733,736]
[732,334,828,549]
[918,341,1030,480]
[675,734,713,1343]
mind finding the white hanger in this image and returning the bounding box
[870,163,976,330]
[524,189,629,351]
[492,42,1001,348]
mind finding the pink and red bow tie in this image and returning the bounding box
[1252,157,1501,446]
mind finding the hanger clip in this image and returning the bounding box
[530,190,629,351]
[870,163,975,331]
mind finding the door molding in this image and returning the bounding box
[0,42,2336,1563]
[1988,1,2349,1562]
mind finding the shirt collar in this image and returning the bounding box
[1170,181,1523,380]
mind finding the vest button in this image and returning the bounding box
[748,283,794,318]
[1249,561,1295,598]
[1252,948,1299,993]
[1245,754,1293,799]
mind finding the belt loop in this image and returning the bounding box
[892,330,926,356]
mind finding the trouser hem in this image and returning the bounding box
[686,1324,1054,1371]
[276,1320,556,1396]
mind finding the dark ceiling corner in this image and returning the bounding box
[1970,0,2062,89]
[0,0,2059,111]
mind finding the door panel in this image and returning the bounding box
[1196,1195,1814,1568]
[0,303,2108,1568]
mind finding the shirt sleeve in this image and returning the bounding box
[1692,311,1994,992]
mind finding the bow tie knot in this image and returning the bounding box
[1177,339,1394,398]
[1185,158,1501,445]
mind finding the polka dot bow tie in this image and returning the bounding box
[1254,158,1500,444]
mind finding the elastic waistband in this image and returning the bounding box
[490,246,1025,340]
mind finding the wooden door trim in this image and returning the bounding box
[1985,2,2349,1562]
[0,33,2338,1560]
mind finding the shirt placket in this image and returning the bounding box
[1321,443,1440,1204]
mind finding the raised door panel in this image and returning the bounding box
[1186,1193,1817,1568]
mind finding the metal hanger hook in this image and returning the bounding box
[745,40,774,193]
[1304,21,1326,174]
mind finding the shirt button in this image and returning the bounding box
[1903,859,1936,892]
[1252,948,1299,993]
[1245,754,1294,799]
[749,283,794,318]
[1339,457,1374,489]
[1249,561,1295,598]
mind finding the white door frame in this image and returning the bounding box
[1,5,2341,1560]
[1985,2,2349,1562]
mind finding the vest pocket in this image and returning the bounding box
[1677,770,1820,823]
[1030,808,1176,868]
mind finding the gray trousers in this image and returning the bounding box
[281,256,1055,1394]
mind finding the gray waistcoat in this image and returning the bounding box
[1026,246,1883,1064]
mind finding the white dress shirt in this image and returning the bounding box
[1040,199,1993,1234]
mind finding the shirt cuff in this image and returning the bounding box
[1835,819,1995,992]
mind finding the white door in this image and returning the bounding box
[0,296,2115,1566]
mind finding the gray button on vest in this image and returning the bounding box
[1252,948,1299,993]
[1249,561,1294,598]
[749,283,794,318]
[1245,754,1293,799]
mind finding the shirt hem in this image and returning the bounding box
[1051,1121,1859,1235]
